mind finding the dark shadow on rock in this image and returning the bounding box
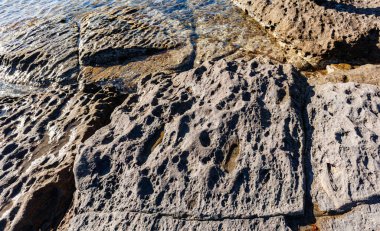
[314,0,380,16]
[285,73,317,230]
[321,29,380,67]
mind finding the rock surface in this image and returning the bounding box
[307,83,380,213]
[0,18,79,87]
[69,212,290,231]
[70,58,306,229]
[0,84,126,230]
[232,0,380,67]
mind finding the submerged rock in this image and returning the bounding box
[0,84,126,230]
[232,0,380,67]
[79,5,190,67]
[69,212,290,230]
[316,204,380,230]
[0,18,79,87]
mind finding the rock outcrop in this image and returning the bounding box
[232,0,380,67]
[306,83,380,213]
[0,18,79,87]
[0,84,126,230]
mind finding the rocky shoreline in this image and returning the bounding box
[0,0,379,230]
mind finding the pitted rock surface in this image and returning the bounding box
[71,58,306,228]
[305,64,380,86]
[232,0,380,67]
[307,83,380,213]
[0,84,125,231]
[0,18,79,87]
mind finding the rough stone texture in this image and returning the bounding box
[0,84,126,230]
[71,58,306,230]
[78,5,194,83]
[69,212,290,231]
[0,18,79,87]
[307,83,380,213]
[316,204,380,230]
[305,64,380,86]
[232,0,380,67]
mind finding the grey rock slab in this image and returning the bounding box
[232,0,380,67]
[0,84,125,231]
[79,5,191,67]
[0,18,79,87]
[68,212,290,231]
[307,83,380,213]
[73,58,306,222]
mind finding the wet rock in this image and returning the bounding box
[0,18,79,87]
[71,58,306,229]
[307,83,380,213]
[0,84,126,230]
[79,5,189,66]
[316,204,380,230]
[305,64,380,86]
[78,5,194,82]
[232,0,380,67]
[69,212,290,230]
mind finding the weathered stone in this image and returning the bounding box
[0,84,126,230]
[307,83,380,213]
[68,212,290,231]
[316,204,380,230]
[232,0,380,67]
[72,58,306,229]
[0,18,79,87]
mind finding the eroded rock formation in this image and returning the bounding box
[0,0,380,230]
[232,0,380,67]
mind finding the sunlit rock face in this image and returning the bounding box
[232,0,380,67]
[0,84,126,230]
[70,58,306,229]
[0,18,80,87]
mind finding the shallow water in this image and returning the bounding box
[0,0,286,96]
